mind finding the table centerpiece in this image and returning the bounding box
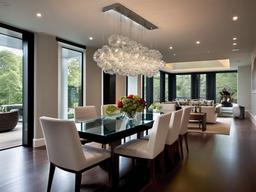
[117,95,146,119]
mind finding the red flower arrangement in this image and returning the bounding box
[117,95,146,118]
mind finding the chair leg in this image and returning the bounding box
[184,132,189,153]
[179,135,183,159]
[132,158,136,169]
[47,163,55,192]
[75,172,82,192]
[173,140,180,162]
[179,135,184,160]
[159,151,165,174]
[149,159,156,185]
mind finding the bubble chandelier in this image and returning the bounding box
[93,34,165,77]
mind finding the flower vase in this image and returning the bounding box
[125,111,137,120]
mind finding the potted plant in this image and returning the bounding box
[219,88,234,107]
[148,102,162,112]
[117,95,146,119]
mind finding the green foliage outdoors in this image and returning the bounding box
[0,51,22,106]
[153,73,160,101]
[200,74,206,99]
[150,72,237,104]
[176,75,191,98]
[67,58,81,109]
[216,73,237,103]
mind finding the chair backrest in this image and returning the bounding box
[180,106,192,135]
[160,103,176,113]
[74,106,97,122]
[166,109,183,145]
[147,112,172,159]
[40,117,85,171]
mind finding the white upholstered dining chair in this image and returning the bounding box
[114,112,171,184]
[179,106,192,159]
[40,117,110,192]
[74,106,98,145]
[74,106,97,122]
[160,103,176,113]
[165,109,183,164]
[166,109,183,146]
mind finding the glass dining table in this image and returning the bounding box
[75,111,160,185]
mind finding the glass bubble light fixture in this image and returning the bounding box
[93,34,165,77]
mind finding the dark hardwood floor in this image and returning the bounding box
[0,118,255,192]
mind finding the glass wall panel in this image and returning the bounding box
[60,47,83,119]
[153,73,160,102]
[165,74,169,101]
[127,76,138,95]
[0,31,23,149]
[200,74,206,99]
[216,72,237,103]
[176,75,191,99]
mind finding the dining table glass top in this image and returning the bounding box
[76,112,160,137]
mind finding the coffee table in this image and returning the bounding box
[189,112,207,131]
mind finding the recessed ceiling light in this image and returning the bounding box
[233,37,237,41]
[89,37,93,40]
[36,13,42,18]
[232,48,239,52]
[196,41,200,45]
[233,42,237,46]
[232,16,238,21]
[169,46,173,50]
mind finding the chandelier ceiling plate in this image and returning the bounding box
[102,3,158,30]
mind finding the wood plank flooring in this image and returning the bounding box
[0,118,255,192]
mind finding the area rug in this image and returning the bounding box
[188,118,231,135]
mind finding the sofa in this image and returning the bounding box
[201,106,218,123]
[165,99,218,124]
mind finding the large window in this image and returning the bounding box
[127,76,138,95]
[176,75,191,99]
[199,74,206,99]
[165,74,169,101]
[153,73,160,102]
[60,47,83,119]
[216,72,237,103]
[143,76,147,99]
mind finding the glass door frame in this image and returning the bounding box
[58,41,85,119]
[0,23,35,147]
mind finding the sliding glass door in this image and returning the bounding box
[0,30,23,149]
[59,47,83,119]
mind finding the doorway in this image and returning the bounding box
[0,24,34,149]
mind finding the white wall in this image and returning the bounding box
[116,75,126,102]
[237,66,251,111]
[251,47,256,116]
[85,48,102,115]
[34,33,58,140]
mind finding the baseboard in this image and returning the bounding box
[33,138,45,148]
[248,112,256,126]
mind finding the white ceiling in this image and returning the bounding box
[0,0,256,67]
